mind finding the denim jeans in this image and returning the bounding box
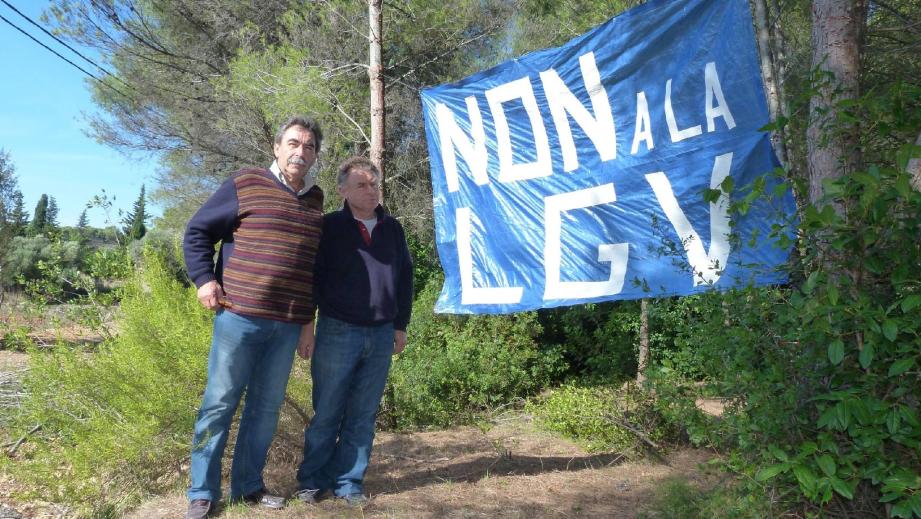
[187,309,301,502]
[296,315,394,497]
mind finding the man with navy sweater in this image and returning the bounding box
[182,116,324,518]
[293,156,413,506]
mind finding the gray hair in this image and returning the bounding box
[337,156,381,187]
[274,116,323,152]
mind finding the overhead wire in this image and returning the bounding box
[0,11,129,99]
[0,0,135,94]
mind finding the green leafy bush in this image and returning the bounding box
[538,296,703,382]
[382,274,566,429]
[2,249,212,516]
[638,476,772,519]
[649,89,921,516]
[526,383,680,454]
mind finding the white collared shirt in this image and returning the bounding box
[270,160,315,195]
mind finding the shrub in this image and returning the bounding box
[1,249,213,516]
[526,383,681,454]
[638,476,772,519]
[649,120,921,515]
[381,274,566,429]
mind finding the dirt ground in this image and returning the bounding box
[122,421,718,519]
[1,349,721,518]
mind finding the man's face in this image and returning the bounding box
[273,125,317,182]
[339,168,381,215]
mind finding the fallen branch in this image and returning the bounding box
[602,414,663,453]
[284,395,310,426]
[5,424,41,455]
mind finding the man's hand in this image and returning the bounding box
[196,280,225,310]
[393,330,407,355]
[297,322,316,359]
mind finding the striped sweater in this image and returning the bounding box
[183,168,324,324]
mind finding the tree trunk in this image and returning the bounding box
[770,0,795,168]
[909,130,921,192]
[751,0,788,168]
[368,0,386,199]
[636,299,649,384]
[806,0,867,209]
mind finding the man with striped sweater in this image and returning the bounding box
[182,116,324,518]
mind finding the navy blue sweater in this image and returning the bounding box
[315,202,413,331]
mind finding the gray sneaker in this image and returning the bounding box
[340,493,369,507]
[293,488,323,504]
[184,499,212,519]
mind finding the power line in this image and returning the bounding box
[0,0,134,93]
[0,11,130,100]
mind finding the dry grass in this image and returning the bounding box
[122,415,717,519]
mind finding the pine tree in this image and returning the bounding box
[76,209,89,229]
[29,194,49,236]
[9,191,27,236]
[46,196,60,230]
[122,185,147,241]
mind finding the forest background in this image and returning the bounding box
[0,0,920,517]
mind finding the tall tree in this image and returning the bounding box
[0,150,22,286]
[29,194,49,236]
[806,0,868,207]
[122,185,148,241]
[76,208,89,230]
[0,150,17,226]
[46,196,60,230]
[369,0,385,196]
[8,190,28,236]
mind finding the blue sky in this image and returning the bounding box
[0,0,160,228]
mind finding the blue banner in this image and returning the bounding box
[420,0,796,314]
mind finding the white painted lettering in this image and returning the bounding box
[540,52,616,172]
[704,62,736,132]
[486,78,553,183]
[645,152,733,286]
[631,90,654,154]
[664,79,703,142]
[544,184,629,299]
[436,98,488,193]
[457,207,524,304]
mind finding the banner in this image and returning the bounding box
[420,0,796,314]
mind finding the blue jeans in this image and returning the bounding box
[296,316,394,497]
[187,309,301,502]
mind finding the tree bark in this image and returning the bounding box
[751,0,788,168]
[909,130,921,192]
[636,299,649,384]
[769,0,796,168]
[807,0,867,209]
[368,0,386,199]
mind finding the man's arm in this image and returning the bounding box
[297,321,316,359]
[183,178,239,309]
[393,222,414,354]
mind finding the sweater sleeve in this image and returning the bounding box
[183,178,239,288]
[393,221,414,331]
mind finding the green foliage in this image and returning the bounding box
[526,383,680,454]
[539,296,701,382]
[638,476,772,519]
[28,194,49,236]
[650,113,921,516]
[122,185,148,241]
[1,235,83,293]
[126,228,184,281]
[3,249,212,516]
[405,228,440,297]
[382,274,565,429]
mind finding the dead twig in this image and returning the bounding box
[6,424,41,455]
[284,395,310,426]
[602,414,664,454]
